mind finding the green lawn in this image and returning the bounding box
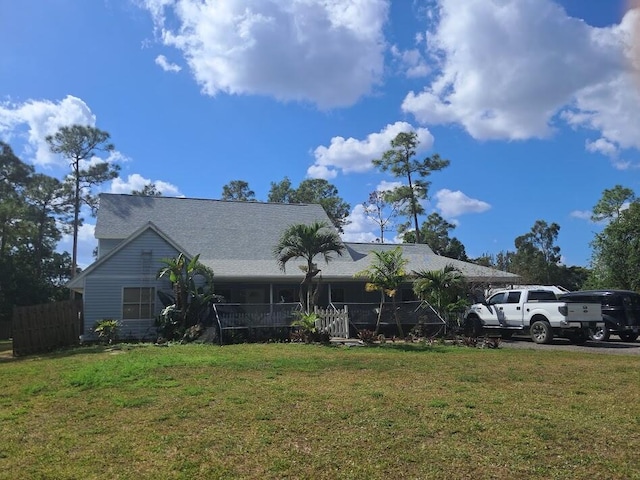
[1,342,639,479]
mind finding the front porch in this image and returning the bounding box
[210,299,457,344]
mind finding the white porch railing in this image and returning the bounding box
[314,306,349,339]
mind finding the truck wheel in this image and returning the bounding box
[463,316,482,338]
[530,321,553,344]
[618,332,639,342]
[588,324,609,341]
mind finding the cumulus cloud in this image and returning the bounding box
[141,0,389,109]
[110,173,181,196]
[434,189,491,218]
[570,210,593,221]
[586,138,618,157]
[376,180,403,192]
[308,122,434,179]
[390,44,429,78]
[403,0,640,155]
[340,204,379,243]
[155,54,182,72]
[0,95,97,166]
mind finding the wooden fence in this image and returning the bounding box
[315,306,349,338]
[12,300,83,357]
[0,320,11,340]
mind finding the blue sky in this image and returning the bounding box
[1,0,639,269]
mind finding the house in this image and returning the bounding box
[68,194,520,340]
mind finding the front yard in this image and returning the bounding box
[0,342,638,479]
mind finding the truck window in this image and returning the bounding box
[488,292,507,305]
[527,290,557,302]
[506,292,521,304]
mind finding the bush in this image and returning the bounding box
[155,305,183,341]
[357,329,377,344]
[94,319,120,345]
[290,312,319,343]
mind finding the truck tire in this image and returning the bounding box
[588,324,609,341]
[618,332,639,342]
[530,320,553,344]
[463,316,482,338]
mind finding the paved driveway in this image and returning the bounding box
[501,336,640,355]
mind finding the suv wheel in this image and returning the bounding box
[618,332,639,342]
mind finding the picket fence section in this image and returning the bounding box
[314,306,349,339]
[12,300,83,357]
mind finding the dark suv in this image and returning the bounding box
[558,290,640,342]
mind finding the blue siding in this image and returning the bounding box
[98,238,123,258]
[83,229,180,340]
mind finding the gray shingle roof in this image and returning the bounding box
[95,194,519,283]
[96,193,331,261]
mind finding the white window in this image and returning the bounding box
[123,287,155,320]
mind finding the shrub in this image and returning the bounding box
[155,304,184,341]
[290,312,331,344]
[94,319,120,345]
[290,312,319,343]
[481,337,502,349]
[357,329,377,344]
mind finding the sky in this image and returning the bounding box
[1,0,640,270]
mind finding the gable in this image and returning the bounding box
[68,223,185,291]
[95,194,334,263]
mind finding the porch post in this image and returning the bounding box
[269,283,274,314]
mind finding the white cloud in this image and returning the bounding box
[434,189,491,218]
[376,180,402,192]
[390,45,429,78]
[141,0,389,109]
[0,95,97,166]
[570,210,592,221]
[155,54,182,72]
[586,138,618,157]
[306,164,337,180]
[612,158,640,170]
[110,173,181,196]
[340,204,379,243]
[57,223,97,270]
[308,122,434,178]
[402,0,639,153]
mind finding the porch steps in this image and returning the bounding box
[330,337,365,347]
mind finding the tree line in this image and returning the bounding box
[220,131,640,293]
[2,125,639,327]
[1,125,119,323]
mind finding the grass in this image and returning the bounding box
[0,342,639,479]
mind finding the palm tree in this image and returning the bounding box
[157,253,216,333]
[355,247,408,337]
[273,221,345,313]
[413,264,467,316]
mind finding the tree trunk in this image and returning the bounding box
[374,295,384,335]
[392,296,404,338]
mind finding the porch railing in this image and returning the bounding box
[211,300,458,342]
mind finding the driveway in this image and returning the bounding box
[501,336,640,355]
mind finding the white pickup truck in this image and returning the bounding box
[462,288,603,344]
